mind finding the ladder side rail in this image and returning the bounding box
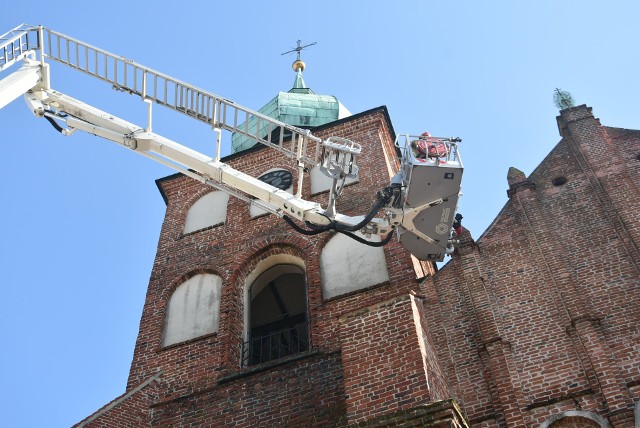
[216,102,320,164]
[43,28,323,166]
[217,100,321,165]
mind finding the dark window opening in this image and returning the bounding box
[258,170,293,191]
[243,265,308,366]
[552,176,568,186]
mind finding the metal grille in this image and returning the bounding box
[242,323,309,367]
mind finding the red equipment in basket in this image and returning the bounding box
[416,132,448,158]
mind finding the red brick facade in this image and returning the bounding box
[420,105,639,427]
[76,105,639,427]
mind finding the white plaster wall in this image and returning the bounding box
[309,164,358,194]
[320,233,389,299]
[249,201,271,218]
[163,274,222,346]
[183,192,230,234]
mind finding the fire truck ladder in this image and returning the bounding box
[0,24,463,261]
[0,25,339,194]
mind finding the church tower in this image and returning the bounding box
[74,53,467,427]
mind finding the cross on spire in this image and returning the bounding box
[281,39,317,61]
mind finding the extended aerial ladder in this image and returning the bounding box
[0,24,463,261]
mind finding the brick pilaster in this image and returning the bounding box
[339,295,433,425]
[454,233,528,427]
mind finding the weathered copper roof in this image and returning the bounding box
[231,68,351,153]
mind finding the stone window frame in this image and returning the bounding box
[538,410,610,428]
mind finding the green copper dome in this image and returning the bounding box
[231,69,351,153]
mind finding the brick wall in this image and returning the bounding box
[78,102,639,427]
[410,292,451,402]
[75,372,160,428]
[339,295,432,424]
[422,105,640,427]
[151,352,346,427]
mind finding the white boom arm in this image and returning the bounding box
[26,86,333,225]
[0,24,464,261]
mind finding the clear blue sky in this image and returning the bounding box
[1,2,638,427]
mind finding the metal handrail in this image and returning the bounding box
[242,323,308,367]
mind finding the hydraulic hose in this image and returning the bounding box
[282,215,328,236]
[282,186,396,247]
[303,185,394,233]
[335,186,393,232]
[339,230,395,247]
[44,115,65,133]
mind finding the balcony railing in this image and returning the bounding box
[242,323,308,367]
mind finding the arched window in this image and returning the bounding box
[320,232,389,299]
[163,274,222,347]
[183,191,230,234]
[243,264,308,366]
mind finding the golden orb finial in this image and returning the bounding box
[292,59,306,72]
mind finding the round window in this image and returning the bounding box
[258,170,293,190]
